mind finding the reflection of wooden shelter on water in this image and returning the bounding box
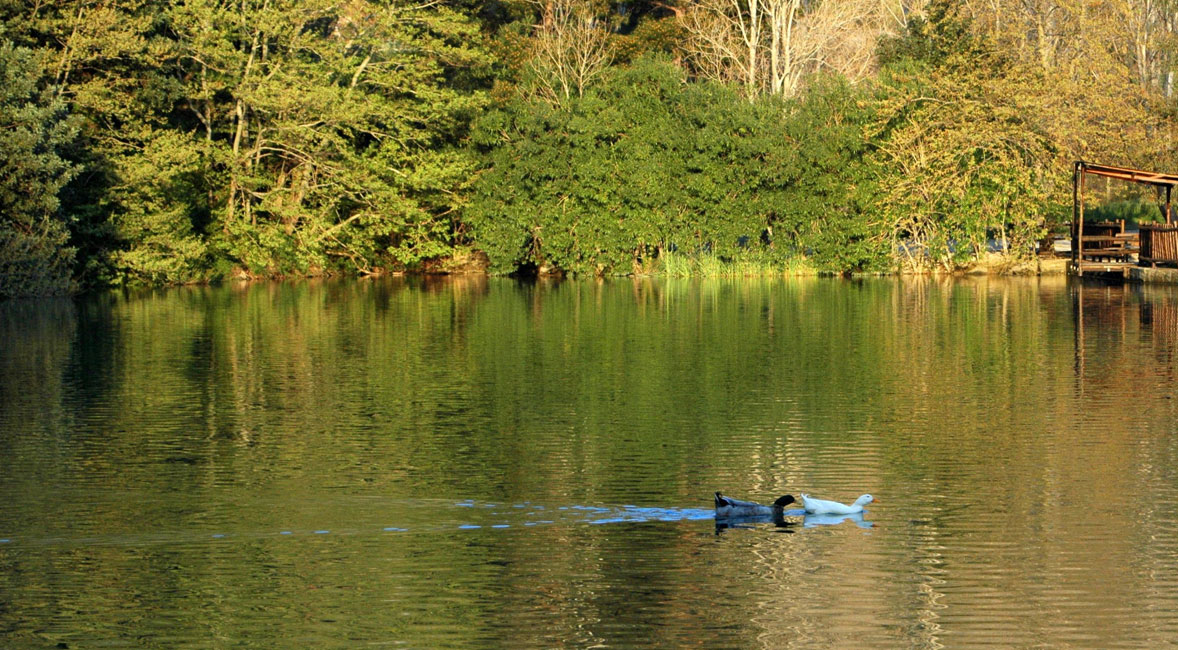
[1072,284,1178,388]
[1072,161,1178,276]
[1139,289,1178,340]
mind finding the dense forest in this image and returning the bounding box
[3,0,1178,297]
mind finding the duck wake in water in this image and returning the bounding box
[0,495,875,548]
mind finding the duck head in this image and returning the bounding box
[853,494,874,507]
[773,495,796,509]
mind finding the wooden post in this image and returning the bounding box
[1079,170,1085,264]
[1074,162,1086,275]
[1167,185,1173,224]
[1072,162,1079,271]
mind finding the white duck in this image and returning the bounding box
[799,493,874,515]
[714,492,796,518]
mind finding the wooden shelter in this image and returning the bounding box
[1073,161,1178,275]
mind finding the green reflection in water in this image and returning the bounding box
[2,276,1178,648]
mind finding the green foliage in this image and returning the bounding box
[0,40,78,298]
[468,57,808,275]
[165,0,491,279]
[612,15,686,64]
[106,130,211,284]
[656,249,815,277]
[876,0,985,69]
[779,76,889,274]
[870,10,1055,270]
[5,0,1176,288]
[1087,198,1165,225]
[7,0,490,287]
[469,60,889,276]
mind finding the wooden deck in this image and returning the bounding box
[1074,261,1137,277]
[1073,223,1139,277]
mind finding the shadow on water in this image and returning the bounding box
[714,518,796,534]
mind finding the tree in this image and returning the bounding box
[872,8,1057,270]
[680,0,894,97]
[0,40,78,298]
[467,57,802,274]
[781,76,889,273]
[159,0,493,278]
[9,0,492,285]
[527,0,615,101]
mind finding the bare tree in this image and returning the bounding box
[764,0,802,95]
[680,0,764,92]
[1110,0,1178,95]
[529,0,615,101]
[880,0,926,31]
[681,0,892,98]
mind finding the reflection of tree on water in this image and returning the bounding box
[9,278,1178,648]
[0,299,76,416]
[0,297,76,454]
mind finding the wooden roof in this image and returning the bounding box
[1077,162,1178,187]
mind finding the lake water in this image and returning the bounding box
[2,275,1177,648]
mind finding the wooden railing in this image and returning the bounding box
[1139,224,1178,266]
[1074,220,1138,266]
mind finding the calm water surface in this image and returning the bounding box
[2,276,1177,648]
